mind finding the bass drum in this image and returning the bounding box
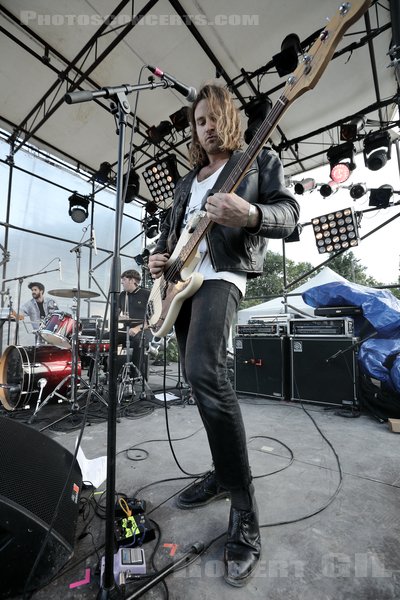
[0,345,80,411]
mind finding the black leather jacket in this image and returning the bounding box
[154,148,300,278]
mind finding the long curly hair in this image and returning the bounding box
[188,84,243,168]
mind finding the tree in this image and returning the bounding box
[327,251,379,286]
[240,249,399,311]
[326,251,400,298]
[240,251,317,310]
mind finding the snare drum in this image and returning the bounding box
[0,345,81,411]
[40,311,76,348]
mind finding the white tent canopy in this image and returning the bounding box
[237,266,347,323]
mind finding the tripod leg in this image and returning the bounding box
[79,378,109,408]
[28,389,52,424]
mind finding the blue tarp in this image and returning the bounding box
[303,280,400,338]
[358,338,400,391]
[302,280,400,393]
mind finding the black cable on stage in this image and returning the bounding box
[156,344,207,478]
[248,435,294,478]
[27,382,347,596]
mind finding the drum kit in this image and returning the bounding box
[0,287,109,418]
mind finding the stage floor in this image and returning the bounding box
[1,359,400,600]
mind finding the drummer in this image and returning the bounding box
[21,282,59,331]
[118,269,151,374]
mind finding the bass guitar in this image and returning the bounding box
[146,0,371,337]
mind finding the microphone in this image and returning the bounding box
[92,228,98,255]
[147,66,197,102]
[58,258,62,280]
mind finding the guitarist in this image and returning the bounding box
[149,83,299,587]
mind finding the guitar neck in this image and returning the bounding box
[174,0,371,268]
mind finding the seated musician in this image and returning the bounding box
[20,282,58,331]
[118,269,151,375]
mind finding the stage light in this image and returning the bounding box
[147,121,174,144]
[363,131,392,171]
[349,183,367,200]
[169,106,190,131]
[68,192,90,223]
[327,142,356,183]
[123,167,140,203]
[293,178,317,195]
[93,161,112,184]
[312,207,359,254]
[143,155,180,209]
[244,96,272,144]
[284,175,293,188]
[144,215,160,239]
[340,116,365,142]
[369,185,393,208]
[134,248,150,266]
[272,33,301,76]
[319,181,338,198]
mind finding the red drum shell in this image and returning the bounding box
[40,312,76,349]
[78,337,110,356]
[0,345,80,411]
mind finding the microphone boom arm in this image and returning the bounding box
[65,80,168,105]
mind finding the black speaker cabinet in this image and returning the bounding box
[234,336,288,399]
[290,336,358,406]
[0,418,82,598]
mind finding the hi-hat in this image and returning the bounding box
[49,288,100,299]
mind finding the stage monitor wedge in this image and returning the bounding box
[0,418,82,599]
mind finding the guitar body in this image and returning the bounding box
[147,215,205,337]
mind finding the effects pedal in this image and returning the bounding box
[100,547,146,583]
[114,497,146,518]
[114,512,155,547]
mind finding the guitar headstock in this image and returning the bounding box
[283,0,371,104]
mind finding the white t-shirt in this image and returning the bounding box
[181,165,247,297]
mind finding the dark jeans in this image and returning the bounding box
[175,279,252,491]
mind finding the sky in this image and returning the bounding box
[269,144,400,285]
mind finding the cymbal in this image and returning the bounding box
[49,288,100,299]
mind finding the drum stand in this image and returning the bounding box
[117,326,155,405]
[116,327,135,404]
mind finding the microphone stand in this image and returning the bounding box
[66,81,168,600]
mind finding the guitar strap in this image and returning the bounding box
[200,150,254,209]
